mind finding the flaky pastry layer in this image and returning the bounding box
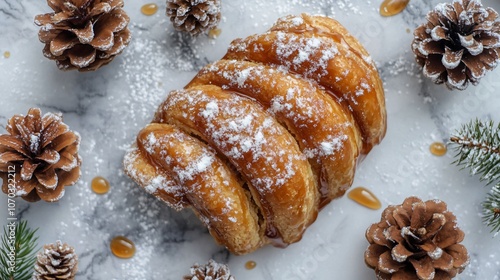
[124,14,386,255]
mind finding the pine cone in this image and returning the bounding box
[411,0,500,90]
[34,0,132,71]
[33,241,78,280]
[364,197,469,280]
[166,0,221,36]
[0,108,81,202]
[183,259,235,280]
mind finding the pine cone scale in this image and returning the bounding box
[183,259,235,280]
[479,34,500,48]
[35,167,58,189]
[54,152,76,170]
[370,226,392,247]
[429,26,445,41]
[68,44,96,68]
[51,132,78,151]
[70,21,94,43]
[24,109,42,130]
[38,25,60,42]
[462,54,486,79]
[35,0,130,71]
[47,0,62,11]
[36,149,60,165]
[379,251,405,274]
[0,162,8,172]
[423,213,446,238]
[392,243,413,262]
[42,117,69,145]
[167,0,221,36]
[107,0,123,9]
[442,48,462,69]
[50,32,78,56]
[393,208,410,228]
[90,29,115,51]
[410,257,434,280]
[51,11,73,24]
[0,135,30,156]
[58,166,81,186]
[36,181,64,202]
[365,244,386,267]
[447,244,468,268]
[423,55,446,80]
[15,173,38,196]
[34,241,78,280]
[433,252,454,271]
[412,0,500,90]
[387,226,404,243]
[105,9,130,33]
[1,109,81,202]
[418,241,438,255]
[21,161,39,180]
[90,2,111,16]
[0,151,26,163]
[409,201,426,228]
[99,29,130,58]
[365,197,469,279]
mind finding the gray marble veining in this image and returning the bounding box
[1,0,500,279]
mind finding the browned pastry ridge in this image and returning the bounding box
[124,13,387,255]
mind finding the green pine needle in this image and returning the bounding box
[482,185,500,234]
[450,119,500,235]
[450,119,500,185]
[0,220,39,280]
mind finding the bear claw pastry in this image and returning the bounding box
[124,13,386,255]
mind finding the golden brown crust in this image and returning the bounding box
[123,14,386,254]
[155,85,318,244]
[224,14,386,153]
[188,59,362,205]
[124,146,188,210]
[134,123,262,254]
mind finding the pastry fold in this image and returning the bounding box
[124,13,386,255]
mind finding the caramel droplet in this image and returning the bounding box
[4,51,10,58]
[348,187,381,210]
[208,28,222,39]
[430,142,447,156]
[380,0,410,17]
[141,3,158,16]
[91,176,110,194]
[110,236,136,259]
[245,260,257,270]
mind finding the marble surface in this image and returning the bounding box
[1,0,500,279]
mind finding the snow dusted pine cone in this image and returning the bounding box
[183,259,235,280]
[0,108,81,202]
[365,197,469,280]
[34,0,132,71]
[33,241,78,280]
[166,0,221,36]
[412,0,500,90]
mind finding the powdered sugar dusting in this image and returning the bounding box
[123,146,185,210]
[161,89,305,192]
[428,247,443,260]
[272,31,338,78]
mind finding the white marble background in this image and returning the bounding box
[1,0,500,279]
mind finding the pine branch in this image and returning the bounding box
[0,220,39,280]
[482,185,500,234]
[450,119,500,185]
